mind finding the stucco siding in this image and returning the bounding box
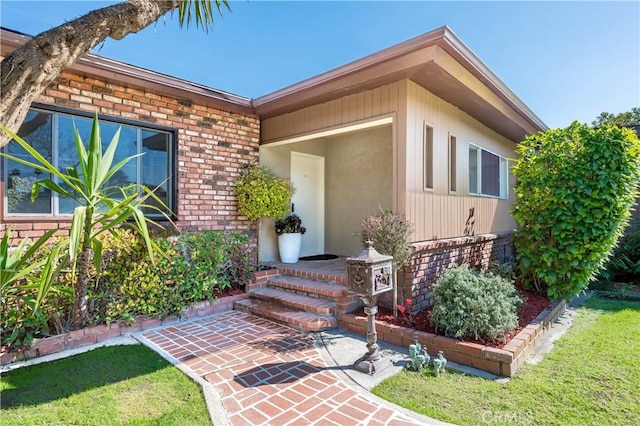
[258,139,328,261]
[325,126,393,256]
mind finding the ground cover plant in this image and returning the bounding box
[372,296,640,425]
[0,345,210,425]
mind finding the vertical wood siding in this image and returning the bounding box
[261,79,518,245]
[404,80,517,241]
[261,82,405,143]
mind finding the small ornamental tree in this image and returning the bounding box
[2,117,170,328]
[512,122,640,300]
[361,209,414,319]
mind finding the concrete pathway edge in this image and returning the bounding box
[312,331,451,425]
[134,333,229,426]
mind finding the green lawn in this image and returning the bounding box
[373,296,640,425]
[0,345,210,425]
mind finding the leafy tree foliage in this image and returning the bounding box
[512,122,640,300]
[592,107,640,129]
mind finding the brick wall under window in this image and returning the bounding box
[0,70,260,247]
[376,233,515,313]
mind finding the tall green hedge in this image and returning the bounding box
[512,122,640,300]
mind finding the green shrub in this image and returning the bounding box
[513,123,640,300]
[233,163,292,220]
[488,261,516,282]
[1,231,69,348]
[178,230,255,293]
[360,209,414,272]
[92,229,255,324]
[90,230,178,324]
[361,209,415,319]
[597,221,640,285]
[430,265,522,341]
[2,228,256,342]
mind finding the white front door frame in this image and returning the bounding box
[290,151,325,257]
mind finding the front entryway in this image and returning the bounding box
[291,151,324,257]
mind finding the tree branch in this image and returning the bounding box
[0,0,179,147]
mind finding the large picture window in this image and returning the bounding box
[468,144,508,198]
[3,108,174,217]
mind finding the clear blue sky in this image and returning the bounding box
[1,1,638,129]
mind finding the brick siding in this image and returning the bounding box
[378,233,515,313]
[1,70,260,246]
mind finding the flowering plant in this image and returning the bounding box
[397,298,414,327]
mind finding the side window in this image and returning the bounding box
[469,144,508,199]
[424,124,434,190]
[449,133,457,193]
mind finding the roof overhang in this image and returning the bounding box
[0,28,255,116]
[253,26,547,142]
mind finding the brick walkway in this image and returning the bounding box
[140,311,428,426]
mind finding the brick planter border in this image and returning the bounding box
[338,298,566,377]
[1,293,250,366]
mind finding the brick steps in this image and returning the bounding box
[251,287,336,315]
[267,275,350,299]
[235,269,357,333]
[234,298,337,332]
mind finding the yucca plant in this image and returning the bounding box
[1,115,171,327]
[1,229,66,346]
[0,229,65,311]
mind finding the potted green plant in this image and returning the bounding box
[233,163,293,263]
[233,163,292,221]
[275,214,306,263]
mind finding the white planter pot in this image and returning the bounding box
[278,233,302,263]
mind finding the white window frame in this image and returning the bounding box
[448,132,457,194]
[423,122,434,191]
[468,143,508,199]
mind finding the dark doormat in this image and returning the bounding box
[299,254,339,261]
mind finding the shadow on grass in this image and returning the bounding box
[585,296,640,312]
[1,345,169,408]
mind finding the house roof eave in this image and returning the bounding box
[438,27,548,133]
[254,26,548,141]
